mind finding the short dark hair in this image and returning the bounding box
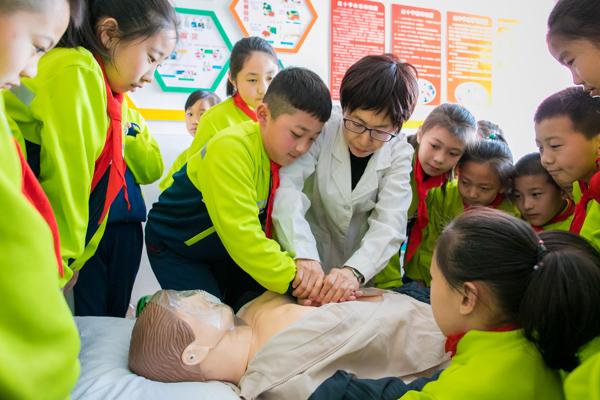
[58,0,179,58]
[548,0,600,44]
[514,152,559,189]
[421,103,477,144]
[184,90,221,111]
[458,138,515,194]
[436,208,600,371]
[340,54,418,130]
[263,67,332,123]
[227,36,277,96]
[477,120,507,143]
[534,87,600,140]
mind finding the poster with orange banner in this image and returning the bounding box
[330,0,385,100]
[391,4,442,106]
[446,11,493,106]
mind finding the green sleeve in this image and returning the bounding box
[0,123,80,399]
[580,200,600,251]
[29,63,107,284]
[564,352,600,400]
[192,135,296,293]
[124,108,164,184]
[159,148,189,192]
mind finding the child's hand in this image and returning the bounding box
[292,259,324,300]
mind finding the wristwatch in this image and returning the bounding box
[344,266,365,285]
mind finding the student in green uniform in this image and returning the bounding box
[3,0,178,288]
[159,90,221,191]
[383,104,477,287]
[534,86,600,249]
[513,152,574,232]
[311,209,600,400]
[145,67,332,310]
[405,138,519,286]
[75,108,164,316]
[546,3,600,394]
[159,36,279,191]
[0,0,82,398]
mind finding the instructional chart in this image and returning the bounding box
[155,8,232,92]
[230,0,317,52]
[330,0,385,100]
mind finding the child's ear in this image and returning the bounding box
[459,282,479,316]
[97,17,119,50]
[256,103,269,126]
[416,127,423,144]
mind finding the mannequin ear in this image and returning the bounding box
[181,342,211,366]
[459,282,479,316]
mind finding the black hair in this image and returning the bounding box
[340,54,419,131]
[263,67,331,123]
[548,0,600,44]
[184,90,221,111]
[458,138,515,194]
[514,152,560,188]
[227,36,277,96]
[436,208,600,371]
[57,0,179,57]
[534,87,600,140]
[477,120,507,143]
[421,103,477,144]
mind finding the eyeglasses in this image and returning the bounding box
[342,118,398,142]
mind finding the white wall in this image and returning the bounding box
[130,0,574,305]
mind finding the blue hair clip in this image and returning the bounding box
[487,132,498,140]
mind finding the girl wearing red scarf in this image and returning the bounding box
[3,0,178,297]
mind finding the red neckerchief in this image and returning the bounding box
[264,161,281,238]
[15,140,64,277]
[233,92,257,121]
[91,54,129,225]
[445,323,519,358]
[463,193,505,210]
[532,199,575,232]
[571,170,600,234]
[404,156,449,264]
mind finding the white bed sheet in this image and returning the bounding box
[73,316,241,400]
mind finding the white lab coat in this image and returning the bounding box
[272,108,413,281]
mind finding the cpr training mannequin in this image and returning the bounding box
[129,289,447,399]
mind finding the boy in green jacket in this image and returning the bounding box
[146,67,331,309]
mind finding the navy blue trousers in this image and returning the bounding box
[74,222,143,317]
[145,224,264,312]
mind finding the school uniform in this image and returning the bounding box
[75,108,163,316]
[570,179,600,250]
[146,120,295,309]
[310,329,563,400]
[402,330,563,399]
[564,337,600,400]
[159,93,253,191]
[0,95,80,399]
[531,200,575,232]
[272,107,413,283]
[382,144,452,288]
[3,47,131,286]
[404,180,520,286]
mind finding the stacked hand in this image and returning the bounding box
[293,260,362,306]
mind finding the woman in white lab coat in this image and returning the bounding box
[273,54,418,304]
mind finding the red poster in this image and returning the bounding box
[446,12,493,105]
[330,0,385,100]
[391,5,441,106]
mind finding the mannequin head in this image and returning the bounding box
[129,290,243,382]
